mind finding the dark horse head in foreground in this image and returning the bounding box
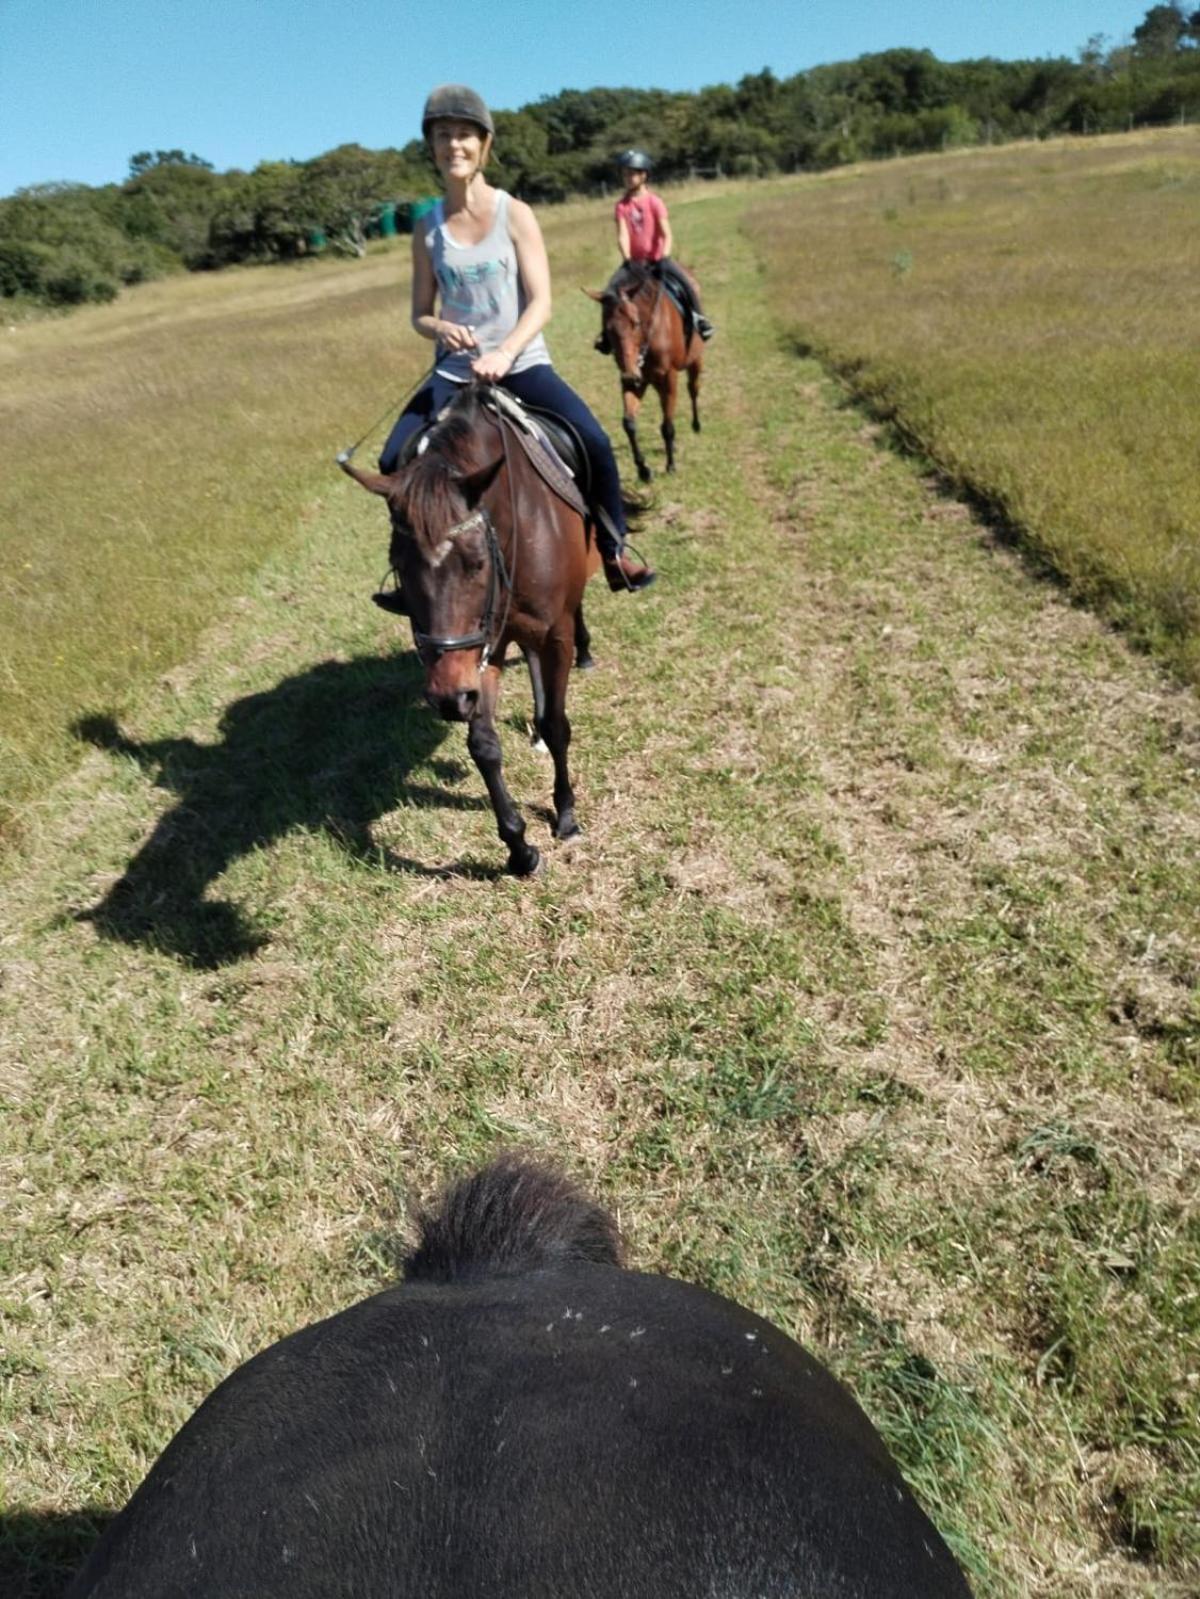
[342,384,599,877]
[67,1156,973,1599]
[586,261,703,482]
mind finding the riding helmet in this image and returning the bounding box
[617,148,653,172]
[422,84,495,139]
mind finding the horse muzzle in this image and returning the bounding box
[426,686,479,722]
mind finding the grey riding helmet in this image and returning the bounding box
[422,85,495,139]
[617,149,652,171]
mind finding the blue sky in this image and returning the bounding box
[1,0,1152,196]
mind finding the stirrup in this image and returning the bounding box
[372,570,408,615]
[604,552,657,593]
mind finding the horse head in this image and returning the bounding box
[585,277,649,387]
[341,390,505,722]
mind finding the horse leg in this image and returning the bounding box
[622,386,653,484]
[660,369,678,473]
[466,665,540,877]
[536,623,580,841]
[574,604,595,672]
[525,648,549,750]
[688,359,702,433]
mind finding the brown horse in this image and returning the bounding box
[586,262,703,482]
[341,384,599,877]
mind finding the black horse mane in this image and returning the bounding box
[613,260,657,298]
[396,386,492,548]
[404,1154,625,1283]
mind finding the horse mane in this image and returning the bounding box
[395,389,487,549]
[614,260,656,299]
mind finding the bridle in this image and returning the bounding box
[615,267,666,381]
[408,398,518,671]
[410,503,512,667]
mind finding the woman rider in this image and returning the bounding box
[374,84,655,610]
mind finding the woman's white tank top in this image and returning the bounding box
[424,189,551,381]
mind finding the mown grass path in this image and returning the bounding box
[2,196,1197,1597]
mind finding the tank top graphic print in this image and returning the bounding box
[424,190,551,381]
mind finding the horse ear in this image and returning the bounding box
[338,456,394,496]
[457,457,503,504]
[582,287,605,302]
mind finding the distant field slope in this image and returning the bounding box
[745,129,1200,682]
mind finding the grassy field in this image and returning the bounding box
[746,129,1200,683]
[2,161,1199,1597]
[0,243,427,841]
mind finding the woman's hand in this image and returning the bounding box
[471,347,515,382]
[439,321,479,353]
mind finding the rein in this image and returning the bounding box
[336,362,437,465]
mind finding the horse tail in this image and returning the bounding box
[403,1154,625,1282]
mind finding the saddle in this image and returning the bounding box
[481,388,591,516]
[616,262,693,341]
[397,386,590,520]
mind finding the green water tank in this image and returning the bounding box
[307,227,327,252]
[376,202,397,238]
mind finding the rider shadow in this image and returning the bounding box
[0,1506,112,1599]
[73,653,498,970]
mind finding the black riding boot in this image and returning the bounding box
[372,573,408,615]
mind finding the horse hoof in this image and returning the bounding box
[530,734,550,754]
[554,816,581,842]
[665,462,676,474]
[575,654,596,672]
[692,421,702,434]
[638,466,653,484]
[509,847,543,878]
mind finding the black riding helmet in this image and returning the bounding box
[422,84,495,139]
[617,148,652,171]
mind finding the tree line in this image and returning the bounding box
[3,6,1198,310]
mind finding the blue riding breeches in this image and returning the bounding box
[378,366,627,554]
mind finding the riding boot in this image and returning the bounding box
[603,553,657,592]
[372,574,408,615]
[595,505,656,592]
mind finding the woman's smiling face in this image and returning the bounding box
[429,119,489,179]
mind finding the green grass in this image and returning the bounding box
[744,128,1200,683]
[2,179,1199,1598]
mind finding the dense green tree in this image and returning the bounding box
[6,36,1200,312]
[1134,3,1190,56]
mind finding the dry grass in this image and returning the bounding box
[1,187,1198,1598]
[745,128,1200,682]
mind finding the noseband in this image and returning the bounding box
[410,505,513,668]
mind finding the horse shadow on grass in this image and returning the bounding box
[0,1508,111,1599]
[72,652,500,970]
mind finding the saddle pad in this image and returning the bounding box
[482,390,589,520]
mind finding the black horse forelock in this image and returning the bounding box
[397,390,490,549]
